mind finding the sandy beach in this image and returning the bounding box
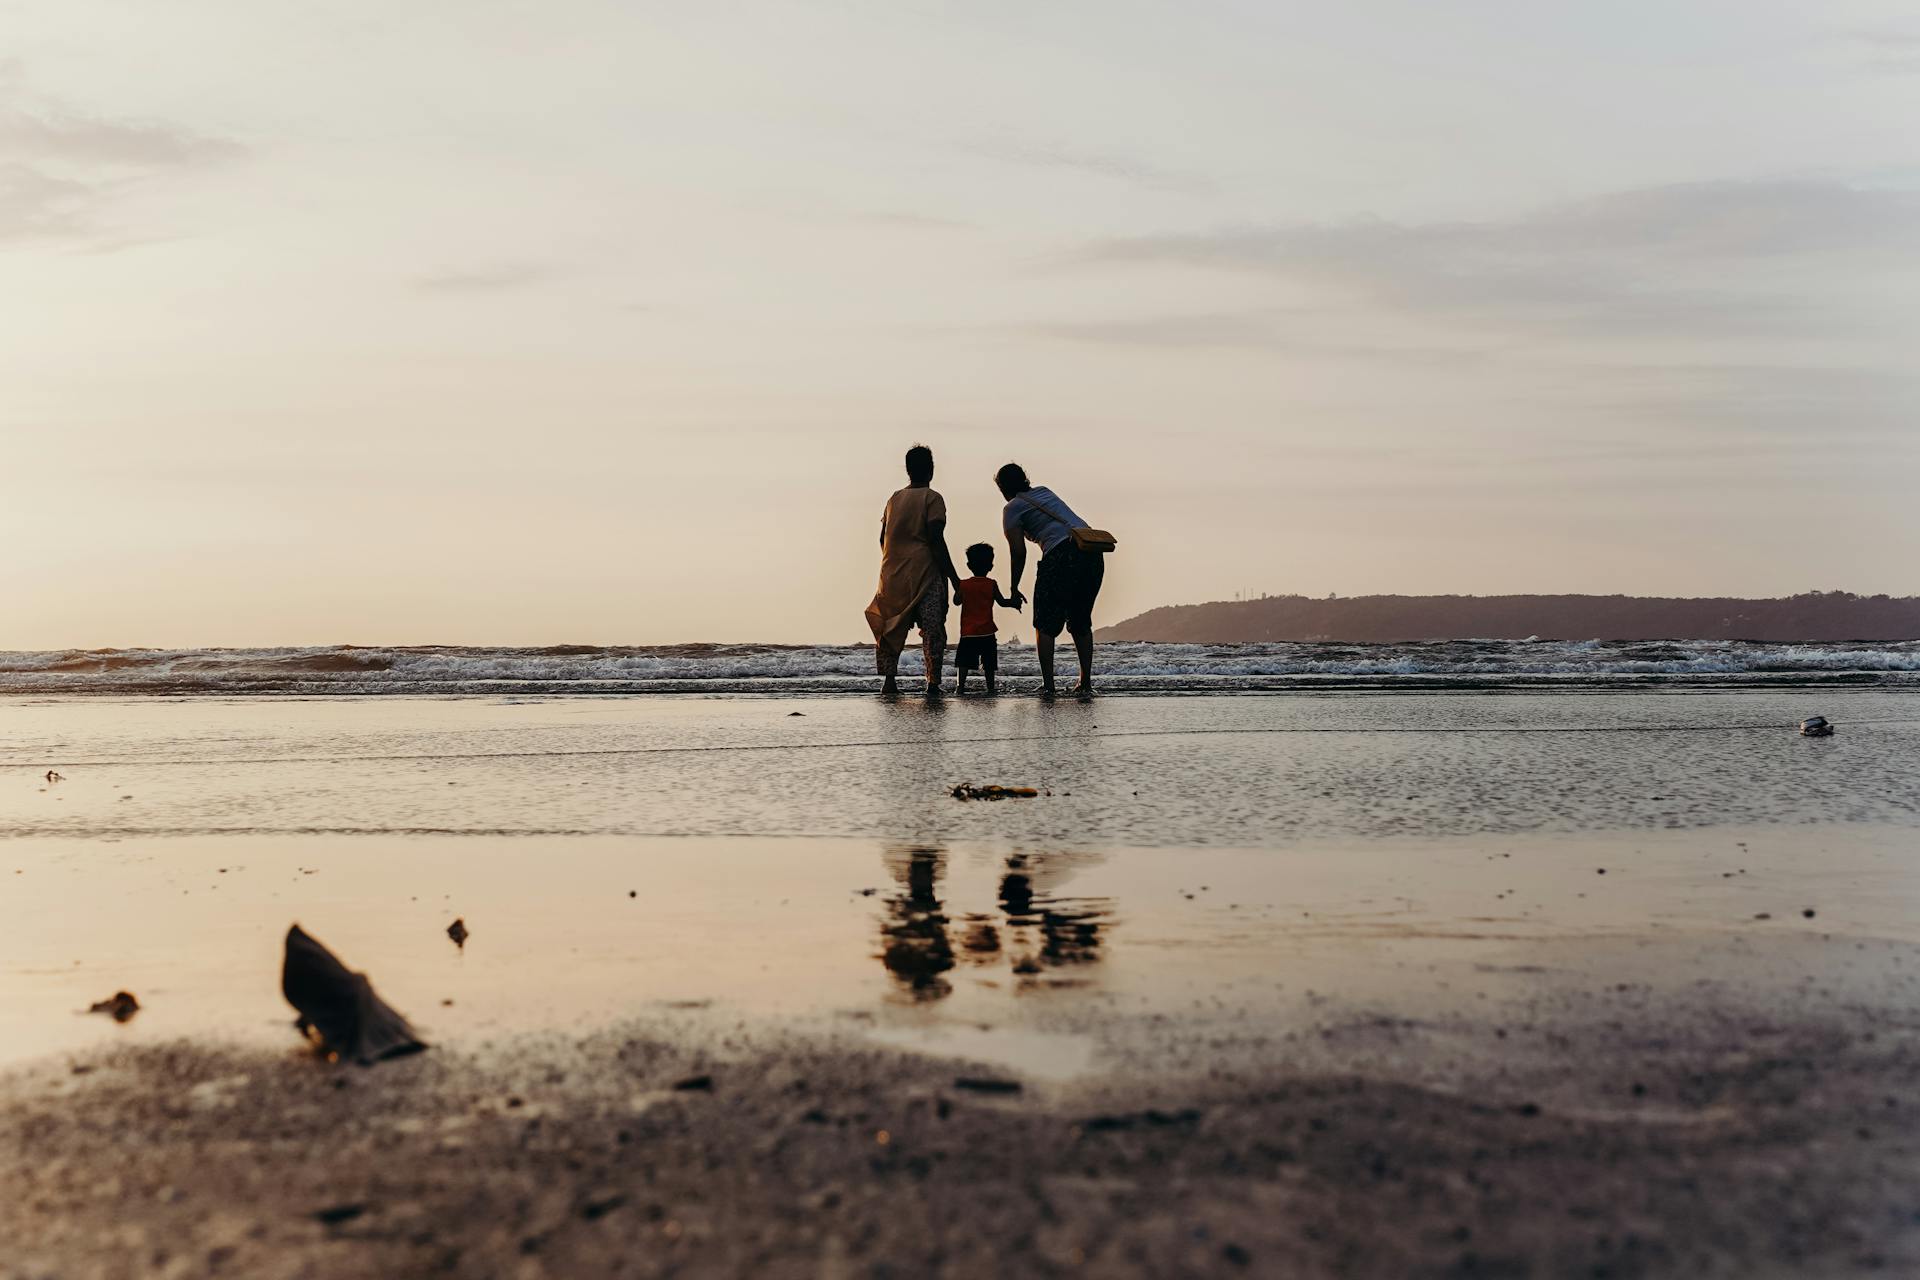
[11,0,1916,1270]
[3,692,1918,1275]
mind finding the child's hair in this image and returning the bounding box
[964,542,994,573]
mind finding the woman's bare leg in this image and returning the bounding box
[922,633,945,697]
[1068,622,1094,695]
[1036,632,1058,697]
[878,621,910,697]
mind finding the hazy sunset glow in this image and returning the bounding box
[4,1,1916,646]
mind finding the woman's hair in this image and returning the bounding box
[905,444,935,483]
[994,462,1030,497]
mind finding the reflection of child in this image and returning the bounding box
[954,543,1019,695]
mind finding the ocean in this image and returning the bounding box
[4,637,1919,696]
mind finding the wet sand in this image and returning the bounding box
[6,945,1919,1279]
[5,694,1919,1275]
[7,825,1920,1277]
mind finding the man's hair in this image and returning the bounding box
[905,444,935,483]
[965,542,994,571]
[994,462,1030,497]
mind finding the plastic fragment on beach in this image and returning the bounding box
[672,1074,714,1092]
[1800,716,1834,737]
[950,783,1041,801]
[446,917,468,949]
[281,924,427,1065]
[87,991,139,1022]
[44,770,63,782]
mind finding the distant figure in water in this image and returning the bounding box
[866,444,962,698]
[954,542,1018,697]
[996,462,1105,697]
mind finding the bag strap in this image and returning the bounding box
[1020,491,1073,537]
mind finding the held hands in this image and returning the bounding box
[1009,589,1027,611]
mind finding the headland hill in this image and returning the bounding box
[1097,590,1920,644]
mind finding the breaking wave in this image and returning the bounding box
[3,639,1918,696]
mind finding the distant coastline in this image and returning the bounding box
[1097,591,1920,644]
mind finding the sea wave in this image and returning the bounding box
[2,639,1917,696]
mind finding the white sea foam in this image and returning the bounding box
[2,639,1917,695]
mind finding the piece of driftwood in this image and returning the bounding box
[281,925,427,1065]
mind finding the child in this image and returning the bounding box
[954,543,1018,694]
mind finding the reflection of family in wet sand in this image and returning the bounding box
[876,845,1112,1002]
[866,445,1112,699]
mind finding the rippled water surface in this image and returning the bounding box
[6,691,1919,1066]
[5,691,1916,843]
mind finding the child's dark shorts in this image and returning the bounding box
[956,635,998,672]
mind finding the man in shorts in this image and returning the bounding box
[995,462,1105,698]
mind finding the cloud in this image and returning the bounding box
[0,162,94,242]
[0,105,243,169]
[848,211,972,231]
[1031,311,1283,348]
[1069,180,1920,338]
[957,136,1205,193]
[1838,28,1920,75]
[0,66,242,246]
[413,264,557,293]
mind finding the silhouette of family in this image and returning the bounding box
[865,445,1111,699]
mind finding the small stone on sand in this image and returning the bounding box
[87,991,140,1023]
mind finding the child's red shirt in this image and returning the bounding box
[957,577,997,637]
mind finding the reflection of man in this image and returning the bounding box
[999,854,1105,974]
[877,846,954,1000]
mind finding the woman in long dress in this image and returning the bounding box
[866,444,963,697]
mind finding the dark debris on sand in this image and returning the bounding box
[85,991,140,1023]
[281,924,427,1066]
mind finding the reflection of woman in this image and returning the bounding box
[866,445,962,698]
[877,846,954,1000]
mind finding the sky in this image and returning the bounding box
[2,0,1917,647]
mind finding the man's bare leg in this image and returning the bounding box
[1068,622,1095,697]
[1037,632,1058,697]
